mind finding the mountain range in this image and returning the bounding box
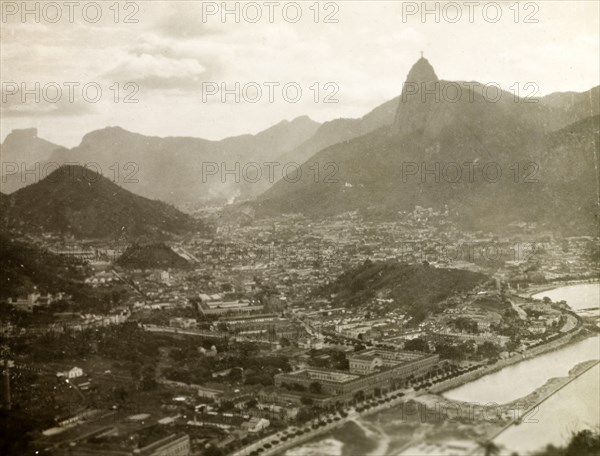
[1,116,321,205]
[0,96,403,206]
[251,57,600,234]
[2,57,598,234]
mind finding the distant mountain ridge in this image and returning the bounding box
[2,59,598,219]
[251,57,600,234]
[1,165,204,239]
[276,96,401,166]
[0,128,67,193]
[0,94,435,206]
[1,116,321,205]
[0,128,62,163]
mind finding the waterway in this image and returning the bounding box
[285,284,600,455]
[494,362,600,455]
[441,336,599,404]
[532,282,600,312]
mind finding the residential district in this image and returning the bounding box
[1,210,599,455]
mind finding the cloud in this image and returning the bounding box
[154,4,220,40]
[103,53,208,90]
[1,89,95,118]
[0,1,598,147]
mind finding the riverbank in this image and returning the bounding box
[520,278,599,299]
[431,323,586,396]
[231,332,593,456]
[492,360,600,455]
[231,284,594,456]
[266,356,600,456]
[486,359,600,443]
[395,347,600,456]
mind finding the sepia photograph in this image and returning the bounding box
[1,1,599,455]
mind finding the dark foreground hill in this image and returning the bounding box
[116,243,190,269]
[0,234,87,299]
[318,260,489,321]
[1,165,205,239]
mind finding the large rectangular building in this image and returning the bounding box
[197,299,264,316]
[347,348,436,375]
[274,349,439,402]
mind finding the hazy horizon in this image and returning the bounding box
[2,1,599,147]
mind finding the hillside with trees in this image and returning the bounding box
[318,260,489,321]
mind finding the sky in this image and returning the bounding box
[1,0,599,147]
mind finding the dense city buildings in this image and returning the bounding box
[1,7,599,455]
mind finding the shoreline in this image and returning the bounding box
[234,331,597,456]
[520,278,600,299]
[429,319,587,396]
[428,280,593,397]
[232,283,597,456]
[486,359,600,444]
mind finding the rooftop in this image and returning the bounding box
[347,348,426,363]
[280,367,360,384]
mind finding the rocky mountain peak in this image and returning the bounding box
[404,56,439,85]
[392,56,441,137]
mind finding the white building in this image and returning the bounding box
[241,417,270,433]
[57,366,83,379]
